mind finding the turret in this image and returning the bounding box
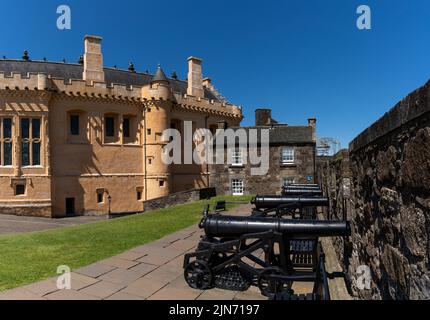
[148,65,172,101]
[143,65,173,199]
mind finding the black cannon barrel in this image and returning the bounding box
[285,184,320,189]
[251,195,329,209]
[200,215,350,238]
[282,188,323,196]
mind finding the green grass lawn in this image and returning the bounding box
[0,195,252,292]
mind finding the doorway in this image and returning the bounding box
[65,198,75,216]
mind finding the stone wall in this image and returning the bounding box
[316,151,352,276]
[344,81,430,300]
[211,145,316,196]
[143,188,214,212]
[0,203,51,217]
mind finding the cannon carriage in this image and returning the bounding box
[183,205,350,300]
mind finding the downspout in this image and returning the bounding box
[144,105,148,205]
[205,115,210,188]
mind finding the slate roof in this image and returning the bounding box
[0,60,220,101]
[226,125,314,145]
[151,65,169,83]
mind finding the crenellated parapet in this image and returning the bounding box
[0,72,48,91]
[0,72,242,119]
[173,92,242,119]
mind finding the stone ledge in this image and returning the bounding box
[350,80,430,152]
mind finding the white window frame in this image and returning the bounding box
[281,147,295,165]
[231,179,244,196]
[283,177,295,187]
[231,149,243,166]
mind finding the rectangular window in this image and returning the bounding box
[281,147,295,164]
[1,118,13,166]
[70,115,80,136]
[32,142,41,166]
[147,129,151,136]
[105,117,115,137]
[15,184,26,196]
[283,177,295,186]
[3,142,12,166]
[137,191,142,201]
[22,142,30,166]
[21,118,42,167]
[231,179,244,196]
[32,119,40,139]
[3,118,12,139]
[97,192,104,204]
[123,118,130,138]
[159,180,165,187]
[21,118,29,139]
[231,149,243,166]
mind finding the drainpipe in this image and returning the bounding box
[205,115,210,188]
[144,105,148,205]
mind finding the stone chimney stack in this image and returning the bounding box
[308,118,317,141]
[83,35,105,83]
[255,109,272,126]
[187,56,204,98]
[202,77,212,88]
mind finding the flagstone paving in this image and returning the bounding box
[0,203,344,300]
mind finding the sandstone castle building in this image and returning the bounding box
[0,35,242,217]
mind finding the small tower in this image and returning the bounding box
[143,65,173,199]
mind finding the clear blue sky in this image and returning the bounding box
[1,0,430,148]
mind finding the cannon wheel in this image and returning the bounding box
[184,260,213,290]
[258,267,289,297]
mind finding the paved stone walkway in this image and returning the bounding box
[0,203,319,300]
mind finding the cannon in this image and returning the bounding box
[200,214,349,238]
[252,195,329,210]
[251,195,329,218]
[183,206,351,300]
[282,188,323,197]
[284,184,320,189]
